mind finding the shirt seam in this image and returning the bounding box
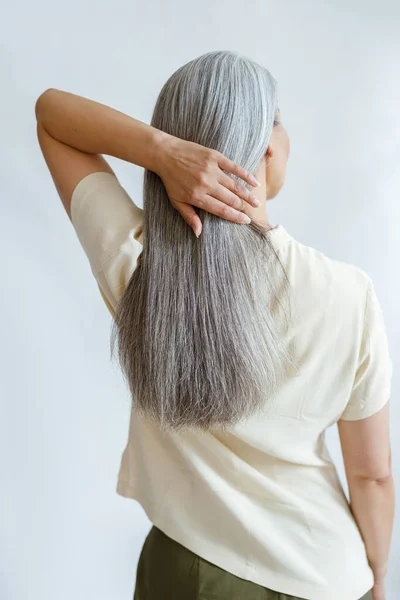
[92,228,143,279]
[340,277,371,420]
[361,279,372,400]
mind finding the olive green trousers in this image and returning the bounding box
[133,525,373,600]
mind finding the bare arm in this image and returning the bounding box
[35,88,260,235]
[338,402,394,597]
[35,88,170,174]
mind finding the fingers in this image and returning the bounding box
[201,195,252,224]
[174,194,251,236]
[217,155,260,188]
[175,202,203,237]
[175,195,250,235]
[218,173,261,208]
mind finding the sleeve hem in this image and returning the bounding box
[339,395,390,421]
[70,171,120,226]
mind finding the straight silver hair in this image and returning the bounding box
[110,50,298,434]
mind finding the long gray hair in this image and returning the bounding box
[110,50,298,433]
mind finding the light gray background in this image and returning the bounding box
[2,1,399,598]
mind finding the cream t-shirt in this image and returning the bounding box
[70,171,393,600]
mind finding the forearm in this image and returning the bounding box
[348,474,395,578]
[35,88,170,173]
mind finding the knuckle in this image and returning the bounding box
[200,161,209,173]
[219,204,230,219]
[206,149,215,162]
[198,172,208,186]
[233,180,242,195]
[231,193,242,208]
[204,150,216,169]
[226,194,236,207]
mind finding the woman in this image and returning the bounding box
[35,50,393,600]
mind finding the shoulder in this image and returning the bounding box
[70,171,144,311]
[289,236,371,305]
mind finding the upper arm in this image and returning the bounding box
[36,119,115,220]
[68,171,144,313]
[338,402,391,481]
[36,120,144,314]
[338,277,393,481]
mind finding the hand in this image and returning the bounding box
[154,133,262,237]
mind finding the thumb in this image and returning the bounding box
[174,202,203,238]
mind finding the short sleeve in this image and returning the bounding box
[70,171,144,314]
[340,278,393,420]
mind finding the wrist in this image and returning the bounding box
[151,128,177,176]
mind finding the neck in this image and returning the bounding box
[242,201,270,228]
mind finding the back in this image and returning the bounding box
[70,172,393,600]
[260,229,391,425]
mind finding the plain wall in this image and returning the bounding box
[1,0,399,598]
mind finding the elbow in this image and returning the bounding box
[353,461,393,484]
[35,88,58,121]
[377,449,393,482]
[350,472,393,486]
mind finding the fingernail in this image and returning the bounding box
[252,196,261,207]
[243,215,252,224]
[253,177,261,187]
